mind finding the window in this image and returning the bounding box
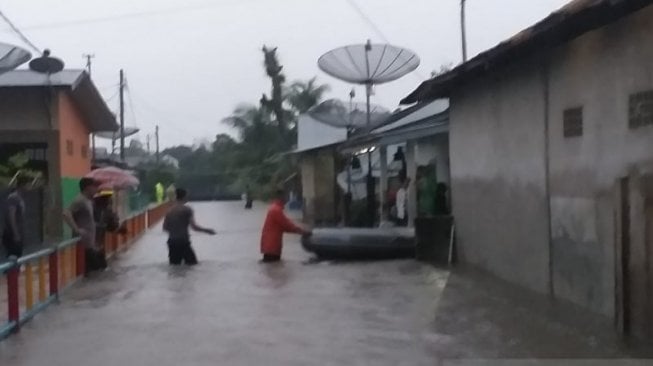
[81,145,88,158]
[629,90,653,129]
[66,140,74,156]
[563,107,583,138]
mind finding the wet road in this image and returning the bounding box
[0,202,449,365]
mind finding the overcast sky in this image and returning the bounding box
[1,0,569,148]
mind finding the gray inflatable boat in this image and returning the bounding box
[301,227,415,260]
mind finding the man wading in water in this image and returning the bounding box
[163,188,216,265]
[260,189,310,262]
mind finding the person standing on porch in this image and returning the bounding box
[2,175,30,258]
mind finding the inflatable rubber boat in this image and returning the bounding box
[301,227,415,260]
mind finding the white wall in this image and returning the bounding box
[297,114,347,152]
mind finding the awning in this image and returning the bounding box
[339,110,449,154]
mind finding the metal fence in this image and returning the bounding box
[0,201,171,339]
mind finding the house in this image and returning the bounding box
[402,0,653,338]
[0,70,118,240]
[341,99,449,226]
[295,114,348,225]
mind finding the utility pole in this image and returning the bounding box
[146,134,151,154]
[461,0,468,62]
[119,69,125,161]
[82,53,95,76]
[84,53,96,160]
[155,125,160,163]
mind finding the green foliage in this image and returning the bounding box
[0,152,43,187]
[163,46,329,200]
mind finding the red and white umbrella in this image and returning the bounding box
[85,167,139,190]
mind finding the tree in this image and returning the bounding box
[260,46,291,132]
[287,77,331,114]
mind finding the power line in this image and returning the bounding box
[1,0,258,32]
[125,80,139,127]
[344,0,391,44]
[343,0,427,82]
[0,9,41,53]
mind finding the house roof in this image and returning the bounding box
[401,0,653,104]
[0,69,118,132]
[340,108,449,152]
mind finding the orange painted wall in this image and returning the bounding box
[58,92,91,177]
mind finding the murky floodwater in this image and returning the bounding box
[0,202,650,365]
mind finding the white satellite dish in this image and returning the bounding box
[308,99,390,130]
[0,42,30,75]
[95,126,139,139]
[318,41,420,86]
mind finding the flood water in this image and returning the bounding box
[0,202,650,365]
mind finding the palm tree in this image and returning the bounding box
[287,77,331,114]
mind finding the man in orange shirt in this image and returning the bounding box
[260,189,310,262]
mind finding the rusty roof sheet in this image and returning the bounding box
[401,0,653,104]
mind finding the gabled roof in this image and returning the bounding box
[401,0,653,104]
[0,69,118,132]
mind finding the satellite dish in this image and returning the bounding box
[318,41,420,85]
[95,126,140,139]
[308,99,390,129]
[29,49,64,74]
[0,42,30,75]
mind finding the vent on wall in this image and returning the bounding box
[629,90,653,129]
[563,107,583,138]
[66,140,74,156]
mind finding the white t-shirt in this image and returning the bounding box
[396,187,407,219]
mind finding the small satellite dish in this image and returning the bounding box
[318,41,420,85]
[95,127,140,139]
[308,99,390,129]
[29,49,64,74]
[0,42,30,75]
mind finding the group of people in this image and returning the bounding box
[387,166,450,227]
[63,178,126,273]
[162,187,310,265]
[3,175,308,269]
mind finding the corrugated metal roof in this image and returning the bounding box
[0,69,84,87]
[0,70,117,132]
[401,0,653,104]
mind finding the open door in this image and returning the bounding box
[617,173,653,339]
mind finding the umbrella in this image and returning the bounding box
[85,167,139,190]
[0,42,31,75]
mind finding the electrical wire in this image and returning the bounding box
[1,0,259,32]
[0,9,41,53]
[343,0,427,82]
[125,80,139,128]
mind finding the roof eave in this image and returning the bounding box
[401,0,653,105]
[69,72,118,133]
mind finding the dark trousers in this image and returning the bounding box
[85,248,107,273]
[2,232,23,258]
[262,254,281,263]
[168,239,198,265]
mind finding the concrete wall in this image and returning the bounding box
[546,5,653,316]
[58,92,91,178]
[449,59,551,294]
[448,4,653,317]
[300,148,337,225]
[0,88,51,130]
